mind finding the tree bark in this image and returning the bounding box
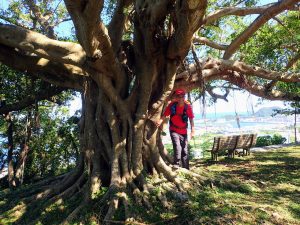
[15,108,31,186]
[295,107,297,143]
[5,112,15,191]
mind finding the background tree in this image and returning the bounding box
[0,62,78,190]
[1,0,300,223]
[273,102,300,142]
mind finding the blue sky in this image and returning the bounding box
[0,0,290,114]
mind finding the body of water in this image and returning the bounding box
[193,112,286,129]
[194,112,251,120]
[194,121,277,129]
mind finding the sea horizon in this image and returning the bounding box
[194,111,253,120]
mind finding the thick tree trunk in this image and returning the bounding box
[295,107,297,143]
[15,108,31,186]
[5,112,15,191]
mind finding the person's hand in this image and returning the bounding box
[190,130,195,139]
[155,119,163,128]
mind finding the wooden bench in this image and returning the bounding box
[206,134,257,161]
[236,133,258,156]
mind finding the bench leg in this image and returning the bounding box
[228,150,235,158]
[211,153,216,161]
[211,153,218,161]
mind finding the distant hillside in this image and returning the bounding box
[255,107,282,117]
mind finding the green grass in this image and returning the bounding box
[188,144,300,224]
[1,145,300,224]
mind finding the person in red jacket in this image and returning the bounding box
[155,89,195,170]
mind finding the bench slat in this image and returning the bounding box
[251,133,258,147]
[218,135,238,151]
[236,134,253,149]
[211,137,220,152]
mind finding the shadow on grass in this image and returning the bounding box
[0,183,86,225]
[1,147,300,224]
[191,147,300,223]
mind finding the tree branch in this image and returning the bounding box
[265,52,300,90]
[52,18,72,27]
[0,24,86,66]
[0,43,84,90]
[192,36,228,50]
[0,15,31,29]
[206,85,229,102]
[223,0,300,60]
[0,86,67,115]
[285,52,300,72]
[63,0,125,78]
[204,4,275,26]
[148,0,173,27]
[217,72,300,101]
[108,0,133,54]
[167,0,207,59]
[198,58,300,83]
[272,16,294,37]
[175,57,300,101]
[281,42,300,50]
[25,0,57,39]
[64,0,119,74]
[31,71,81,90]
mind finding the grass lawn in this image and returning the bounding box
[187,144,300,224]
[0,145,300,224]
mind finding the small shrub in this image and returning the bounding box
[255,133,286,147]
[200,140,213,150]
[255,135,272,147]
[271,133,287,145]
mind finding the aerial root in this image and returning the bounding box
[0,204,26,222]
[104,196,119,224]
[20,178,64,199]
[130,187,152,211]
[21,183,55,203]
[48,171,87,205]
[24,174,88,225]
[120,192,132,221]
[23,187,52,205]
[61,192,90,225]
[20,172,70,198]
[161,183,189,201]
[71,182,88,199]
[156,190,169,210]
[142,194,153,210]
[155,163,184,191]
[127,178,140,195]
[98,185,117,205]
[25,168,83,207]
[211,178,237,189]
[174,167,237,189]
[174,167,207,183]
[21,177,69,203]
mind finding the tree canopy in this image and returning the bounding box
[1,0,300,223]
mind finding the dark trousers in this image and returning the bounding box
[170,130,189,170]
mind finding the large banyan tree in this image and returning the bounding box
[1,0,300,223]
